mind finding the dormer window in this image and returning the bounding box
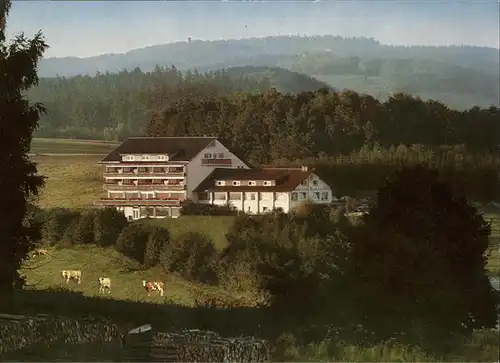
[122,155,134,161]
[263,181,272,186]
[248,181,256,186]
[232,181,241,186]
[216,180,225,186]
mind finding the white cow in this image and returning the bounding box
[98,277,111,294]
[61,270,82,284]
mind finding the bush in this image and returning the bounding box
[144,227,170,268]
[72,208,97,244]
[116,224,150,263]
[180,201,238,216]
[41,208,81,246]
[93,208,128,247]
[161,232,218,284]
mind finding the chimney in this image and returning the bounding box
[301,166,308,172]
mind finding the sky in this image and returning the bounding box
[5,0,500,58]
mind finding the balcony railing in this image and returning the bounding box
[103,171,184,178]
[201,158,232,167]
[103,184,185,191]
[94,197,182,206]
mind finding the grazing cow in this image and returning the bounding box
[32,248,48,257]
[98,277,111,294]
[142,280,164,297]
[61,270,82,284]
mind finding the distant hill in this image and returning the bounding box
[37,36,500,110]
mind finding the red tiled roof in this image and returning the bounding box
[100,137,217,163]
[193,167,315,193]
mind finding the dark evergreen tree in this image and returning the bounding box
[0,1,48,292]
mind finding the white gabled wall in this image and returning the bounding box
[186,139,249,200]
[289,173,333,211]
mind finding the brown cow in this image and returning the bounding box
[142,280,164,297]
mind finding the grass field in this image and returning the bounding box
[34,155,103,209]
[20,245,228,307]
[30,138,118,154]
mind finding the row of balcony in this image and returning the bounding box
[103,171,185,178]
[94,197,183,206]
[103,184,185,191]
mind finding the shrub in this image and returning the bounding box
[72,208,97,244]
[60,218,80,247]
[180,201,238,216]
[93,208,128,247]
[219,212,348,318]
[116,224,150,263]
[161,232,218,284]
[41,208,81,246]
[144,227,170,268]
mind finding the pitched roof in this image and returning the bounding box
[100,137,217,163]
[193,167,316,193]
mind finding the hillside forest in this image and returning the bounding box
[37,36,500,110]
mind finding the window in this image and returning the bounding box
[218,152,224,158]
[216,180,225,186]
[312,180,319,186]
[142,155,150,161]
[204,153,210,159]
[261,192,271,201]
[238,165,245,169]
[250,193,256,201]
[263,181,272,186]
[229,192,241,200]
[300,192,307,199]
[320,192,329,200]
[301,180,307,186]
[158,155,166,161]
[232,181,241,186]
[291,192,298,201]
[214,192,226,200]
[248,181,256,186]
[198,192,209,201]
[314,192,320,199]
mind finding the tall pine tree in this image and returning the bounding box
[0,0,48,292]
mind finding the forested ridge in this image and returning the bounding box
[147,88,499,160]
[29,66,275,140]
[37,35,500,110]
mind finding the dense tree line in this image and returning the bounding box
[28,66,272,140]
[147,88,499,159]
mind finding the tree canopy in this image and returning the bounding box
[343,165,498,348]
[0,1,48,292]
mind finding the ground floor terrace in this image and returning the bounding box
[194,190,332,214]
